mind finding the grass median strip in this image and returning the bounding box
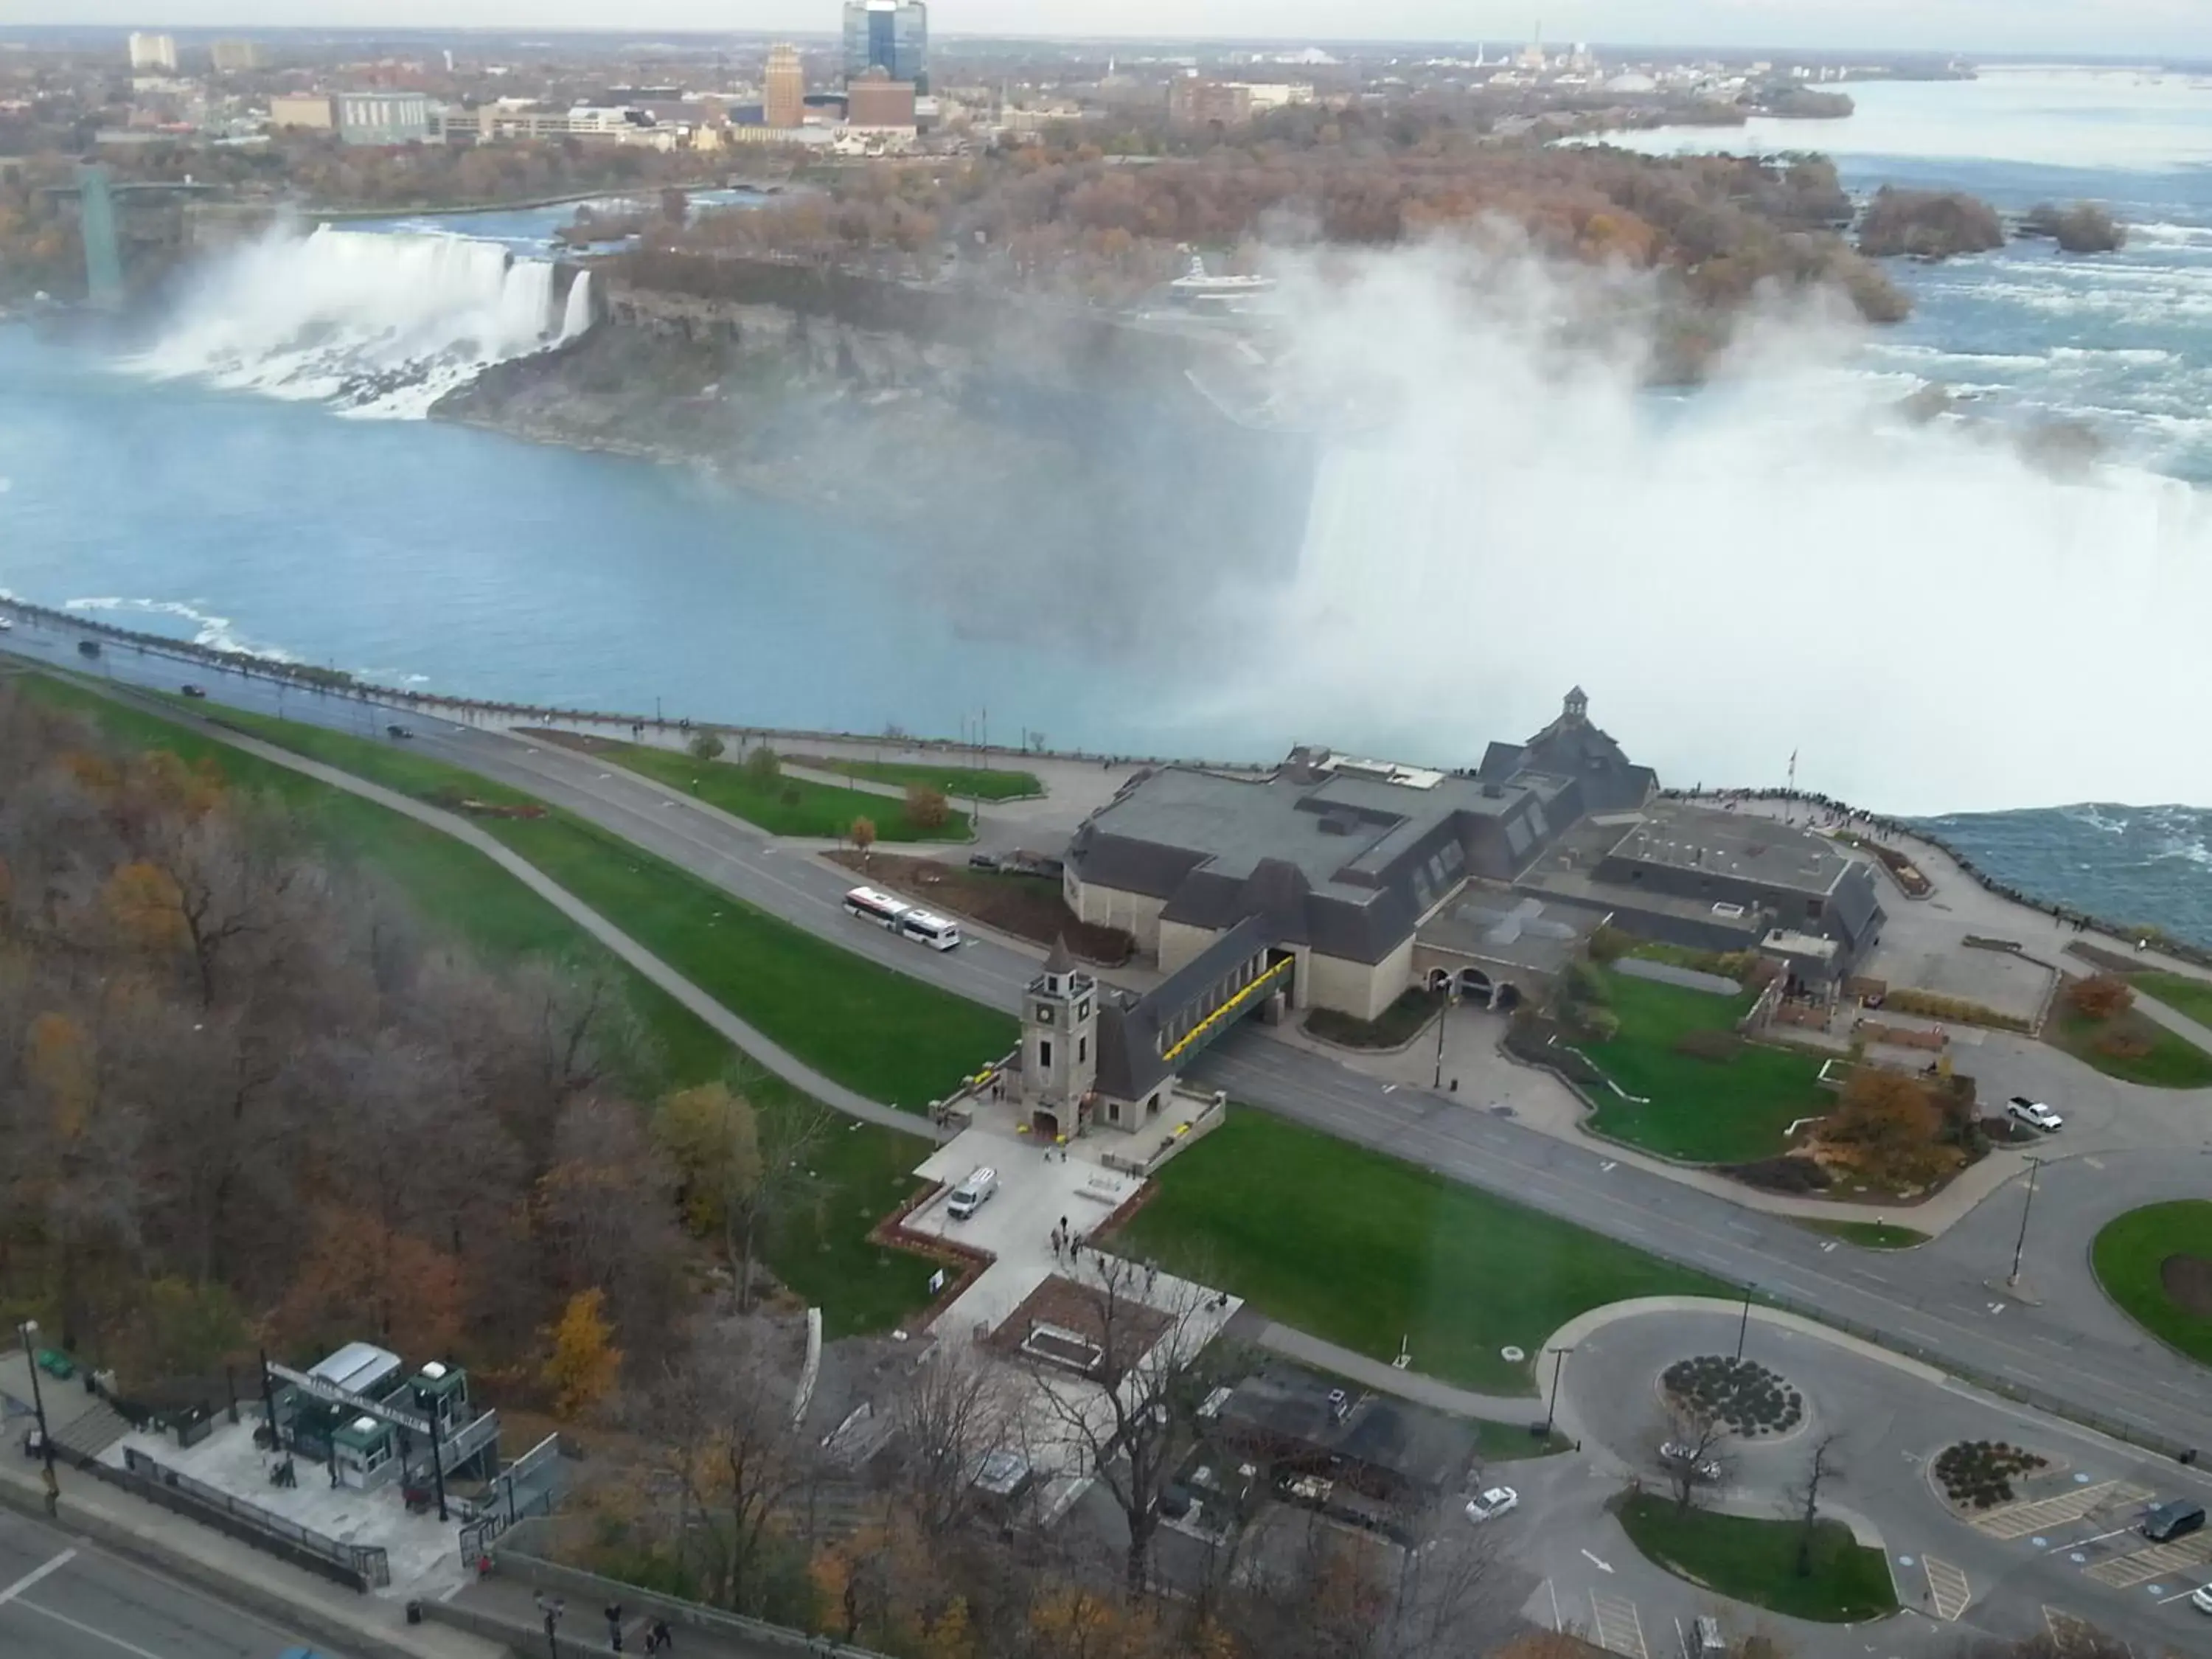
[1615,1493,1899,1622]
[788,754,1042,801]
[535,730,973,842]
[1116,1108,1731,1395]
[27,674,940,1335]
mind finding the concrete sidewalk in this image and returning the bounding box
[0,1452,498,1659]
[1251,1321,1537,1422]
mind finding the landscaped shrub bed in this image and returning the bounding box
[1933,1441,2047,1509]
[1663,1355,1805,1436]
[1732,1155,1832,1194]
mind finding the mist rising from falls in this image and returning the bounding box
[1206,245,2212,815]
[136,225,575,417]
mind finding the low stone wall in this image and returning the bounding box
[476,1522,894,1657]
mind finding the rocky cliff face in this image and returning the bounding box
[437,282,1314,659]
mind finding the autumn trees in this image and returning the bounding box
[0,685,681,1390]
[652,127,1908,330]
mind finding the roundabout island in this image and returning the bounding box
[2092,1200,2212,1368]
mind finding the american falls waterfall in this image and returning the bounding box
[134,225,571,417]
[559,270,595,343]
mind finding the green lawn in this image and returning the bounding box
[2043,1005,2212,1089]
[1583,971,1832,1164]
[2129,970,2212,1032]
[23,674,943,1336]
[1615,1493,1898,1623]
[2091,1201,2212,1367]
[1801,1220,1929,1251]
[587,738,971,842]
[487,808,1016,1106]
[787,754,1042,802]
[1118,1110,1732,1395]
[134,689,1018,1106]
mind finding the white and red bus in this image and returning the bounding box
[898,909,962,951]
[843,886,911,929]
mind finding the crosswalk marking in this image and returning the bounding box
[1924,1555,1971,1621]
[1588,1589,1647,1659]
[1974,1480,2153,1540]
[2084,1529,2212,1588]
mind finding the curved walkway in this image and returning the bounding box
[104,686,942,1142]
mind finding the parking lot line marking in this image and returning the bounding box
[1924,1555,1971,1621]
[1588,1589,1648,1659]
[0,1549,74,1607]
[2041,1605,2106,1655]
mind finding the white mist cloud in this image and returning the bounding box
[1214,240,2212,815]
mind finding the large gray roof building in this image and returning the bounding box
[1064,689,1882,1021]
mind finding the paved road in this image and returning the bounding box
[1547,1305,2212,1659]
[0,1506,334,1659]
[10,617,2212,1460]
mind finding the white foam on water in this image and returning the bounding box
[62,595,300,662]
[1193,242,2212,816]
[130,224,570,417]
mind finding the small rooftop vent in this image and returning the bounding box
[1317,810,1360,836]
[1481,782,1505,799]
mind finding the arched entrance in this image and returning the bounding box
[1492,981,1522,1013]
[1425,967,1453,993]
[1455,967,1494,1006]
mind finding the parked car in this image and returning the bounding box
[77,639,100,658]
[1464,1486,1518,1522]
[0,615,13,631]
[2006,1096,2064,1133]
[1660,1442,1723,1481]
[180,684,207,698]
[2142,1498,2206,1543]
[384,724,414,741]
[2191,1582,2212,1615]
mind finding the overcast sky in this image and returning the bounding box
[8,1,2207,58]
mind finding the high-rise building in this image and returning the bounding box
[209,40,267,73]
[846,67,917,130]
[127,32,178,72]
[842,0,927,94]
[763,44,806,130]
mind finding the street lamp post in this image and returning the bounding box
[1432,985,1458,1091]
[18,1319,56,1514]
[1735,1281,1755,1362]
[1543,1345,1573,1436]
[2008,1156,2043,1289]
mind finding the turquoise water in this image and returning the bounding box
[4,69,2212,933]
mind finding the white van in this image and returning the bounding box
[945,1166,998,1220]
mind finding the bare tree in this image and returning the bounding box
[886,1339,1022,1539]
[1782,1431,1843,1579]
[1655,1400,1734,1514]
[1020,1251,1229,1596]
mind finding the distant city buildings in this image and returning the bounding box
[845,66,917,131]
[843,0,928,94]
[126,32,177,72]
[268,91,337,131]
[335,90,433,146]
[763,42,806,130]
[1167,77,1253,128]
[208,40,266,74]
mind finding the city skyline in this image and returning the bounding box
[10,1,2210,58]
